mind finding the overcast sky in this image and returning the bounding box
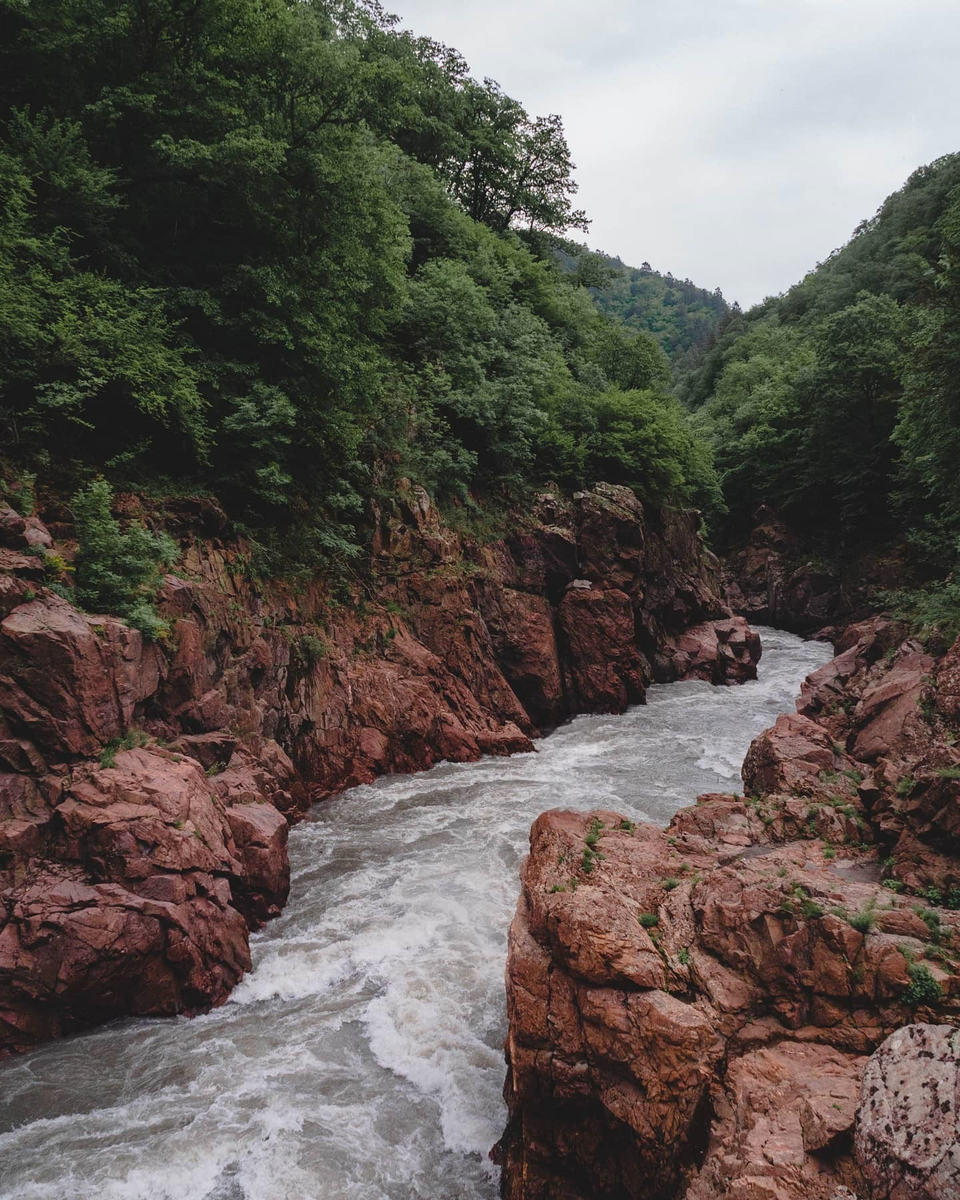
[389,0,960,307]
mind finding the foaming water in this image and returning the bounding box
[0,628,831,1200]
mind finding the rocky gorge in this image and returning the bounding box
[0,482,758,1056]
[3,478,959,1200]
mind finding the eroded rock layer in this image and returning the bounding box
[0,483,756,1054]
[498,615,960,1200]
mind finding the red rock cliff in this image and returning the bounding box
[0,483,756,1054]
[497,616,960,1200]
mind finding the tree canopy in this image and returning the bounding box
[678,153,960,574]
[0,0,718,574]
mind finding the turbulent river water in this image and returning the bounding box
[0,627,832,1200]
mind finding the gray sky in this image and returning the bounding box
[389,0,960,307]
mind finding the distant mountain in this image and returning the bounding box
[553,244,730,367]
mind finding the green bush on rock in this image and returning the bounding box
[71,479,177,639]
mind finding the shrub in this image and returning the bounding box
[847,907,875,934]
[98,728,149,768]
[71,480,177,639]
[800,899,824,919]
[638,912,659,928]
[1,471,36,516]
[294,632,329,668]
[903,962,944,1007]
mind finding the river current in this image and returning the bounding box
[0,627,832,1200]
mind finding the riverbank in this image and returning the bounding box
[498,615,960,1200]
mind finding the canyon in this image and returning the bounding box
[0,483,757,1055]
[2,484,959,1200]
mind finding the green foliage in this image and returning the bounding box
[681,153,960,572]
[677,946,690,966]
[71,479,177,638]
[293,633,330,669]
[881,580,960,645]
[847,906,876,934]
[1,470,35,515]
[903,962,944,1007]
[555,246,729,365]
[638,913,659,928]
[98,728,149,769]
[0,0,718,575]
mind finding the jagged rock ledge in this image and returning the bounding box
[0,483,758,1054]
[496,615,960,1200]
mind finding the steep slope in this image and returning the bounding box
[554,245,730,367]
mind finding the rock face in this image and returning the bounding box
[0,484,755,1054]
[725,507,908,635]
[498,615,960,1200]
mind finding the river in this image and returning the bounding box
[0,627,832,1200]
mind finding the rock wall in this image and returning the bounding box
[724,507,908,635]
[0,483,757,1054]
[498,615,960,1200]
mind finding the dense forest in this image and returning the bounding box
[680,153,960,620]
[0,0,720,590]
[553,245,730,369]
[4,0,960,637]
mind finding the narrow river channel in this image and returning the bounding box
[0,627,832,1200]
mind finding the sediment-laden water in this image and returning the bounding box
[0,627,832,1200]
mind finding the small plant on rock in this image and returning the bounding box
[98,728,150,769]
[903,962,944,1007]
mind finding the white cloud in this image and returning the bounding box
[388,0,960,305]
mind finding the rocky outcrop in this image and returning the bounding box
[498,615,960,1199]
[0,484,756,1054]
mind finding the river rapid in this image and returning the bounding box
[0,627,832,1200]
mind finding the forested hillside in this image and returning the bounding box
[554,245,730,368]
[685,154,960,604]
[0,0,719,583]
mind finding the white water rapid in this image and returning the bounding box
[0,627,832,1200]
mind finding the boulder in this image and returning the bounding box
[0,866,250,1054]
[742,713,842,796]
[856,1024,960,1200]
[671,616,762,685]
